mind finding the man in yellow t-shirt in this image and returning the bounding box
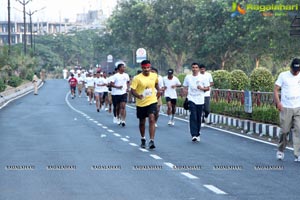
[130,60,160,149]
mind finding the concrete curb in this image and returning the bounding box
[161,105,285,140]
[0,80,43,108]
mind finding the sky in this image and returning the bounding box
[1,0,118,22]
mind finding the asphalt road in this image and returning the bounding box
[0,79,299,200]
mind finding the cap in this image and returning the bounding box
[291,58,300,71]
[167,69,174,74]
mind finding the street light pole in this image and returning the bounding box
[8,0,11,55]
[26,7,45,54]
[16,0,32,55]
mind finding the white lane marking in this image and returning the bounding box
[97,124,102,126]
[114,133,121,137]
[100,134,107,138]
[164,162,175,169]
[129,143,138,147]
[204,185,227,195]
[139,148,149,152]
[102,126,107,129]
[107,129,114,133]
[121,138,129,142]
[181,172,199,179]
[126,136,130,138]
[150,154,162,160]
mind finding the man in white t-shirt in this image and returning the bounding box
[63,68,68,79]
[151,67,164,128]
[85,73,95,104]
[110,64,130,127]
[199,64,214,125]
[76,73,85,97]
[183,63,210,142]
[274,58,300,162]
[163,69,181,126]
[94,71,108,112]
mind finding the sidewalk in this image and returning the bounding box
[0,80,42,108]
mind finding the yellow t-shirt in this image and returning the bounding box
[130,72,158,107]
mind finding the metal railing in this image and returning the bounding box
[211,89,275,106]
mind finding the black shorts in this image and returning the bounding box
[112,93,128,105]
[102,92,108,101]
[70,86,76,91]
[165,97,177,105]
[136,103,158,119]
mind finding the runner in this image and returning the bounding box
[68,73,78,99]
[163,69,181,126]
[94,72,108,112]
[130,60,160,149]
[76,72,85,97]
[85,72,95,104]
[110,63,130,127]
[151,67,164,128]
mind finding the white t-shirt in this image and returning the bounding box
[77,76,85,85]
[85,77,95,87]
[183,73,210,105]
[163,76,181,99]
[94,77,108,93]
[102,77,109,92]
[110,72,130,95]
[275,71,300,108]
[158,75,164,89]
[201,72,213,97]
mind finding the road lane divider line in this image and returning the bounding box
[121,138,129,142]
[181,172,199,179]
[114,133,121,137]
[129,143,138,147]
[139,148,149,152]
[203,185,227,195]
[150,154,162,160]
[164,162,175,169]
[107,129,114,133]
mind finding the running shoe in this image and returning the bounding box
[149,140,156,149]
[294,156,300,162]
[140,138,146,148]
[121,121,126,127]
[276,151,284,160]
[168,120,172,125]
[171,120,175,126]
[113,117,118,124]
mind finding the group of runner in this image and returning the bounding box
[65,61,213,149]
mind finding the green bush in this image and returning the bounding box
[26,71,35,81]
[230,70,249,90]
[250,67,274,92]
[177,73,186,85]
[210,100,279,125]
[7,75,23,87]
[212,70,231,89]
[0,79,6,92]
[252,105,279,125]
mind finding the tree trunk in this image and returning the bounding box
[255,57,260,68]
